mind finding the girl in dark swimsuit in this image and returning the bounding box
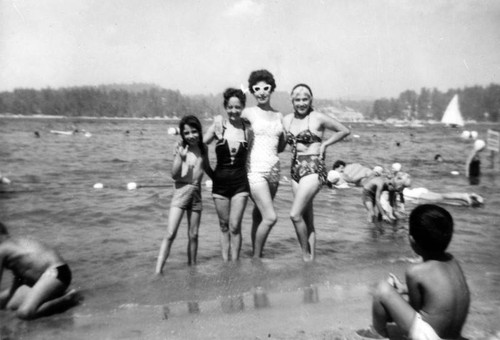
[282,84,350,261]
[204,88,249,262]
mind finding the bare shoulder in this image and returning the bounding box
[241,107,255,122]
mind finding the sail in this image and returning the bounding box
[441,94,464,127]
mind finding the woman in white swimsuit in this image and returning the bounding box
[241,69,286,258]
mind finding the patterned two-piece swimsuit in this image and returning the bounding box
[286,115,327,184]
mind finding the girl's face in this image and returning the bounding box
[182,124,200,145]
[252,81,272,105]
[225,97,243,120]
[292,92,312,116]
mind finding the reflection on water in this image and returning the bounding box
[303,285,319,304]
[220,295,244,314]
[187,301,200,314]
[253,287,269,309]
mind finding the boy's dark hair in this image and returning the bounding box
[223,88,246,108]
[332,160,346,170]
[248,69,276,94]
[0,222,8,236]
[178,115,206,155]
[409,204,453,253]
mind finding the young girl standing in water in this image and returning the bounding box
[155,115,212,274]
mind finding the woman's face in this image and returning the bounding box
[225,97,243,120]
[292,92,312,116]
[252,81,272,105]
[182,124,200,146]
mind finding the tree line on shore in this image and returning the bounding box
[0,83,498,122]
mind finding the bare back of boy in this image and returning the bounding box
[1,237,77,319]
[407,255,470,339]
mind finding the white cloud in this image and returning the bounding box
[223,0,264,17]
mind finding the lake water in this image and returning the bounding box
[1,117,499,339]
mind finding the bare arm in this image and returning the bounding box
[375,183,391,221]
[202,146,213,180]
[171,143,186,180]
[406,267,423,311]
[203,123,216,145]
[317,113,350,157]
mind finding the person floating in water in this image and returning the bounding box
[369,204,470,340]
[0,222,80,319]
[327,160,383,188]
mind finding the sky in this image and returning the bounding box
[1,0,499,100]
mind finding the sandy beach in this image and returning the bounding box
[1,261,499,340]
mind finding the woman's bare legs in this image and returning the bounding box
[290,175,321,261]
[228,194,248,261]
[250,180,279,258]
[213,197,231,261]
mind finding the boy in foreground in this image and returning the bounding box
[0,222,79,319]
[370,204,470,340]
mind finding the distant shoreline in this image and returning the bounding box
[0,113,185,121]
[1,113,495,126]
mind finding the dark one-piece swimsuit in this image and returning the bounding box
[212,122,250,198]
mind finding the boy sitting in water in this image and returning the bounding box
[362,171,410,222]
[370,204,470,340]
[0,222,79,319]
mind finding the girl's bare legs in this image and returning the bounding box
[228,194,248,261]
[290,175,321,261]
[213,197,231,262]
[156,206,185,274]
[250,180,279,258]
[187,210,201,265]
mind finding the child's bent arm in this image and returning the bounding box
[171,146,184,179]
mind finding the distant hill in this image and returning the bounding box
[97,83,163,93]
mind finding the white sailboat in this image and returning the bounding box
[441,94,464,127]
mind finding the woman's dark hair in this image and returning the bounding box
[223,88,246,108]
[178,115,205,155]
[332,160,346,170]
[409,204,453,253]
[248,69,276,94]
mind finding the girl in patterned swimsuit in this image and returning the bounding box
[204,88,250,262]
[282,84,350,261]
[241,69,287,258]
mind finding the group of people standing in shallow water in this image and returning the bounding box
[153,69,472,340]
[1,69,472,340]
[155,69,350,273]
